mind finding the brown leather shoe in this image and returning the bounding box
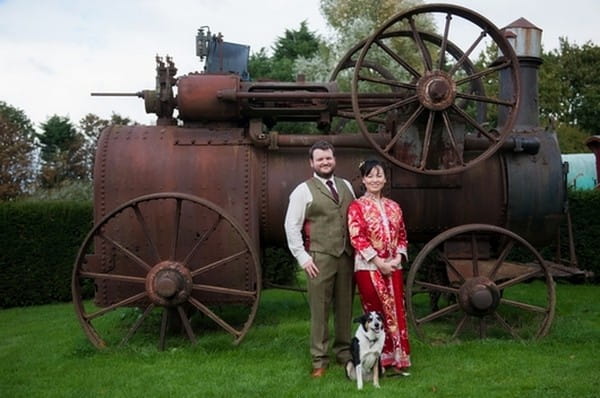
[311,368,326,378]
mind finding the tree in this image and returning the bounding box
[249,21,322,82]
[248,48,273,81]
[321,0,424,35]
[78,112,132,180]
[472,40,592,153]
[0,102,36,200]
[36,115,87,188]
[540,38,600,135]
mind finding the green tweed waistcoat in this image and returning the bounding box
[303,177,353,257]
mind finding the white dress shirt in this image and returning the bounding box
[284,173,355,268]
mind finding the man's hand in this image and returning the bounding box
[302,259,320,279]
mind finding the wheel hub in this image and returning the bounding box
[417,70,457,111]
[146,261,193,306]
[458,276,500,316]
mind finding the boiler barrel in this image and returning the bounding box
[94,126,566,259]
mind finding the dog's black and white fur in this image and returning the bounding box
[345,311,385,389]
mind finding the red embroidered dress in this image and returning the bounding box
[348,196,411,370]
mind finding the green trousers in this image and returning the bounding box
[307,251,354,369]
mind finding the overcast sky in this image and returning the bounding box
[1,0,598,128]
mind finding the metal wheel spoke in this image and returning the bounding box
[336,110,355,119]
[374,39,421,78]
[360,95,419,121]
[120,303,155,346]
[416,303,460,325]
[159,309,168,351]
[455,92,515,107]
[409,17,433,71]
[132,204,162,264]
[383,104,425,153]
[441,111,465,166]
[358,74,417,91]
[471,233,480,276]
[438,251,466,282]
[478,318,486,338]
[98,232,152,272]
[170,198,183,260]
[448,30,487,76]
[438,13,452,70]
[450,103,499,142]
[188,297,241,337]
[500,298,549,314]
[192,283,257,298]
[488,240,515,280]
[191,249,249,278]
[414,280,459,295]
[451,314,468,339]
[492,311,521,339]
[418,110,435,170]
[497,268,543,289]
[455,60,511,86]
[85,291,148,321]
[79,271,145,284]
[177,306,197,344]
[182,215,222,265]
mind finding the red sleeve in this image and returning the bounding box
[348,200,376,260]
[394,202,408,254]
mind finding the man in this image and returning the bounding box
[284,140,355,378]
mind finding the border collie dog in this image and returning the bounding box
[345,311,385,389]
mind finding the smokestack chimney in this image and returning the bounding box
[498,18,543,131]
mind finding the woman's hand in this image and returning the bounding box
[373,256,394,275]
[389,254,404,268]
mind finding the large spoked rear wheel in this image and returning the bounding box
[72,193,261,350]
[406,224,555,343]
[351,4,521,174]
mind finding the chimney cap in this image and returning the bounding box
[505,17,542,32]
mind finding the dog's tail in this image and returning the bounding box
[345,361,356,381]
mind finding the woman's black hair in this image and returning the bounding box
[359,159,384,177]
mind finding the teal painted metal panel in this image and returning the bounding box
[562,153,598,190]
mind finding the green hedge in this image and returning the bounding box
[1,190,599,308]
[0,201,92,307]
[567,190,600,281]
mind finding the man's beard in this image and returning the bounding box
[315,170,334,179]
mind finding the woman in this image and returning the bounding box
[347,159,411,375]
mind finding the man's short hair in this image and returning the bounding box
[309,141,335,159]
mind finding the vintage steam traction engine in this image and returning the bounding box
[73,4,568,349]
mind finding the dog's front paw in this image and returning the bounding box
[345,361,356,380]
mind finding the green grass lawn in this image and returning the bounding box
[1,283,599,397]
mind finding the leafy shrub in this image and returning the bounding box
[0,201,92,307]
